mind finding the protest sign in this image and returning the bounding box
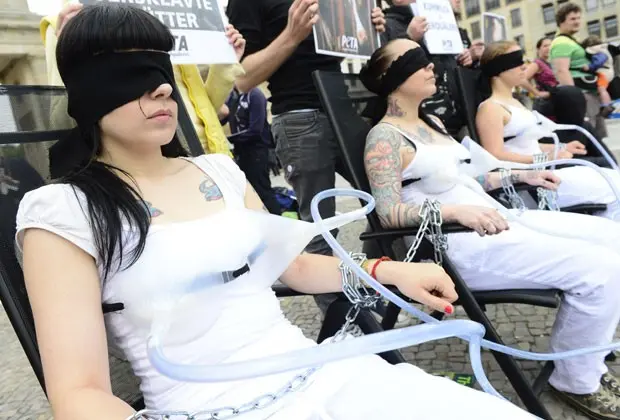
[313,0,381,60]
[483,13,508,44]
[80,0,237,64]
[412,0,464,55]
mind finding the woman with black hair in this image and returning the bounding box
[361,38,620,419]
[476,41,620,222]
[14,4,536,420]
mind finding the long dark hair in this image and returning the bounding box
[55,4,189,280]
[359,42,447,134]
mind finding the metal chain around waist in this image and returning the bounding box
[128,256,375,420]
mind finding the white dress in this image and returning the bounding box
[15,154,534,419]
[497,100,620,220]
[368,123,620,396]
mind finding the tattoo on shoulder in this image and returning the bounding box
[417,125,433,143]
[143,201,163,218]
[386,97,405,117]
[365,125,422,228]
[199,176,224,202]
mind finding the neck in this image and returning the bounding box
[559,28,574,36]
[490,78,514,101]
[99,141,171,179]
[383,95,422,124]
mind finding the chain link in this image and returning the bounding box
[533,153,559,211]
[127,256,376,420]
[404,199,447,267]
[499,168,526,212]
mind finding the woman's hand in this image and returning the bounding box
[518,170,561,190]
[376,261,458,314]
[537,91,551,99]
[57,3,83,37]
[565,140,587,156]
[442,205,509,237]
[225,24,246,61]
[371,7,386,33]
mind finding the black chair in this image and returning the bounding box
[0,85,403,413]
[313,70,566,419]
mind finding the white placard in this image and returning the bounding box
[483,12,508,44]
[79,0,237,65]
[313,0,381,60]
[412,0,464,55]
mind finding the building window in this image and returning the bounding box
[602,0,616,7]
[515,34,525,49]
[605,15,619,37]
[507,0,519,3]
[510,8,522,27]
[471,20,482,39]
[585,0,599,11]
[542,3,555,24]
[465,0,481,16]
[485,0,501,11]
[588,19,602,36]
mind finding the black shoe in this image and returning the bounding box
[551,385,620,419]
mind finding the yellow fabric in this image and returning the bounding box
[40,15,243,156]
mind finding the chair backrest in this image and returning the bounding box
[0,85,204,402]
[312,71,385,234]
[454,67,483,143]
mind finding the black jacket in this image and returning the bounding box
[382,6,472,136]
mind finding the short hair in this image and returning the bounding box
[556,2,581,26]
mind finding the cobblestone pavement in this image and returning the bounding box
[3,163,620,419]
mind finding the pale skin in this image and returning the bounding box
[22,61,458,420]
[364,40,560,237]
[477,45,587,164]
[234,0,387,93]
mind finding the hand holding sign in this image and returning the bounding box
[286,0,320,45]
[411,0,464,55]
[407,16,428,42]
[225,24,246,61]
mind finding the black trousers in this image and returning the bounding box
[235,146,282,215]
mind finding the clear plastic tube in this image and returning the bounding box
[310,189,620,398]
[147,187,620,404]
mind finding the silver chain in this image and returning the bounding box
[127,255,375,420]
[533,153,559,211]
[404,199,447,266]
[499,168,526,212]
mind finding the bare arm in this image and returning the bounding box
[476,101,535,164]
[22,229,134,420]
[552,57,574,86]
[235,0,318,93]
[520,64,547,98]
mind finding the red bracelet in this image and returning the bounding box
[370,257,392,279]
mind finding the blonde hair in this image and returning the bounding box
[480,41,519,67]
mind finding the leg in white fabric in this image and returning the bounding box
[555,166,620,221]
[446,210,620,394]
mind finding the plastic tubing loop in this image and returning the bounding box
[310,189,620,398]
[510,158,620,204]
[552,122,620,173]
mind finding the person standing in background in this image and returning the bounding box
[224,87,282,215]
[41,2,246,157]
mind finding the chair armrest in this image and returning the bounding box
[359,223,472,241]
[486,182,533,198]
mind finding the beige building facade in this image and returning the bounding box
[0,0,45,85]
[460,0,620,58]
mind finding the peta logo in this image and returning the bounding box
[341,35,359,52]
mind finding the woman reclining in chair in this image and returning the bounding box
[476,41,620,221]
[361,38,620,420]
[15,4,536,420]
